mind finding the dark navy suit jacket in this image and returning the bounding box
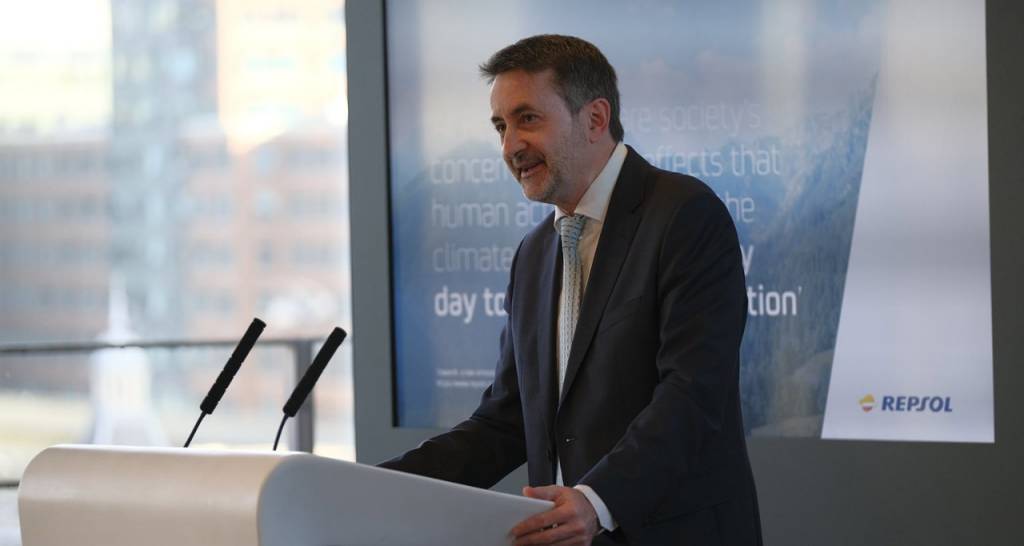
[382,147,762,545]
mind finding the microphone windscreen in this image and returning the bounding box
[282,327,347,417]
[200,318,266,414]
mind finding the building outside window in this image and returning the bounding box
[0,0,353,484]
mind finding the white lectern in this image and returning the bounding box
[18,445,551,545]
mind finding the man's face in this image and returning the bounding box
[490,69,587,206]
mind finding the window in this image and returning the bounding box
[0,0,352,483]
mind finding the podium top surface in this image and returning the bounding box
[18,445,551,546]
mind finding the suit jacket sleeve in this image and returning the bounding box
[378,246,528,489]
[578,190,748,535]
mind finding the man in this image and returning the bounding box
[381,35,762,545]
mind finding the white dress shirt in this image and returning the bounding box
[553,141,627,533]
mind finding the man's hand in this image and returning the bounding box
[509,485,600,545]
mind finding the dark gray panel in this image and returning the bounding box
[347,1,1024,542]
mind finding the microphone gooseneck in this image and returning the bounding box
[184,317,267,448]
[273,326,347,451]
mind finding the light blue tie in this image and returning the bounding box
[558,214,587,398]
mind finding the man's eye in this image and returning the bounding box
[522,114,538,123]
[494,125,506,135]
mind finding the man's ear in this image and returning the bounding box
[584,98,612,143]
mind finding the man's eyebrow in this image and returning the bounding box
[491,104,536,125]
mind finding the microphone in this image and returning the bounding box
[183,318,267,448]
[273,326,347,451]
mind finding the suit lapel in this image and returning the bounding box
[559,147,647,404]
[536,226,562,444]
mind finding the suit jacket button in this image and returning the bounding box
[564,436,575,444]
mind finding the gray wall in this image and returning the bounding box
[346,1,1024,543]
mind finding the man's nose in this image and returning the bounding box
[502,127,526,161]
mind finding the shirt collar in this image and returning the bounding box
[553,141,628,228]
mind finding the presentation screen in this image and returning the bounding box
[384,0,992,442]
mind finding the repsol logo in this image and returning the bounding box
[861,394,953,413]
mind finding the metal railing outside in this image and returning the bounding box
[0,337,329,485]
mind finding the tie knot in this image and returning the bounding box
[558,214,587,251]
